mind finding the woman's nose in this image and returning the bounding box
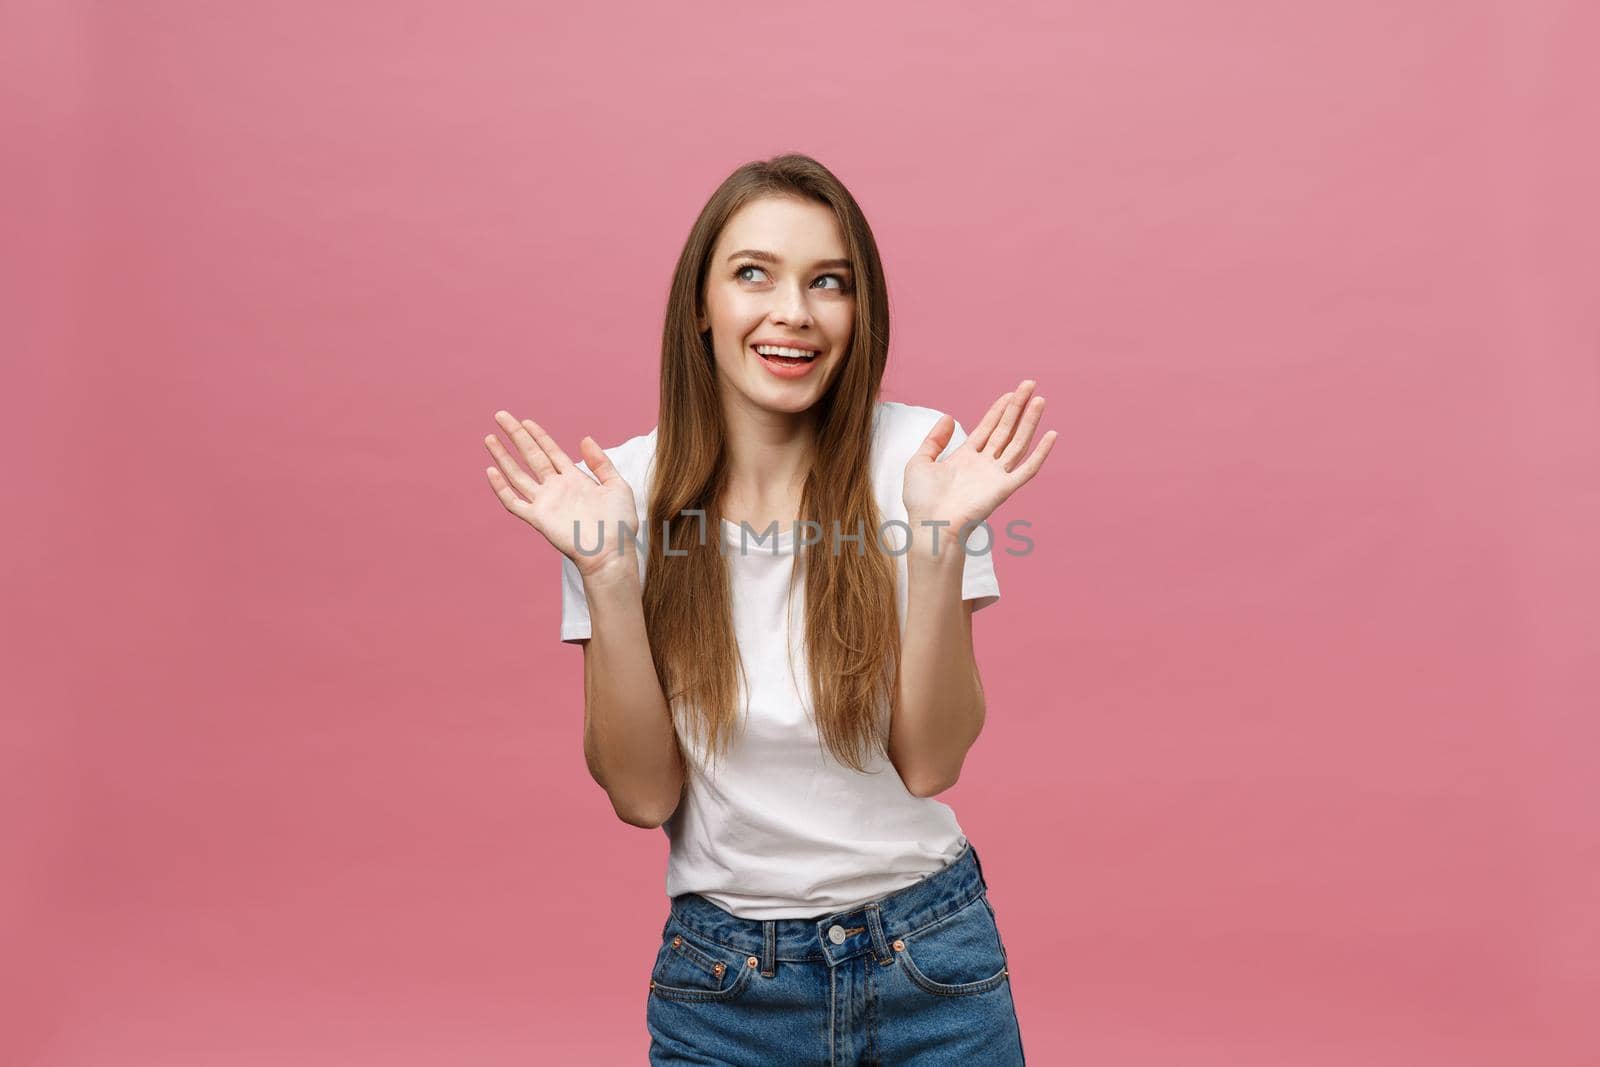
[770,284,813,326]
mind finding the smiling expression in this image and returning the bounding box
[698,196,856,414]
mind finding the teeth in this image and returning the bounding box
[754,345,816,360]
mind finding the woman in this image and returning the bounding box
[484,154,1053,1065]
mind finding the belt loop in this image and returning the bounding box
[761,920,776,977]
[969,840,988,889]
[863,903,894,966]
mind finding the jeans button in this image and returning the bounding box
[828,924,847,944]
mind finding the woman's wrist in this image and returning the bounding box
[903,513,984,564]
[579,550,642,592]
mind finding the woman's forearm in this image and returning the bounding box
[888,530,986,797]
[581,557,683,828]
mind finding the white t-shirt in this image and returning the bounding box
[558,399,1001,919]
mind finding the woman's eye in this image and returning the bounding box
[734,264,850,291]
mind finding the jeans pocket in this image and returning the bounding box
[896,894,1010,997]
[649,919,756,1003]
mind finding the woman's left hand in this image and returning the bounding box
[902,379,1057,550]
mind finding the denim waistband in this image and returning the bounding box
[666,838,990,968]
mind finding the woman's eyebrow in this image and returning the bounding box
[726,249,852,270]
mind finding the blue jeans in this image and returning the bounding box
[646,839,1027,1065]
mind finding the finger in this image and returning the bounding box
[966,392,1014,453]
[1008,429,1058,486]
[485,466,535,521]
[913,412,956,462]
[493,411,556,483]
[484,432,540,500]
[520,416,577,476]
[998,395,1046,473]
[986,380,1036,458]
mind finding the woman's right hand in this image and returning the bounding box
[483,410,640,580]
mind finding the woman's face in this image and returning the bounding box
[699,196,855,415]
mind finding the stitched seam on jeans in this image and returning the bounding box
[894,890,987,942]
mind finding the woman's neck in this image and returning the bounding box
[719,402,815,524]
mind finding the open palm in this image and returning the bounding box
[482,410,639,578]
[903,379,1057,540]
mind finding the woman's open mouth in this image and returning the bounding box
[752,343,821,378]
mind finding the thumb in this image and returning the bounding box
[578,436,621,485]
[911,413,955,464]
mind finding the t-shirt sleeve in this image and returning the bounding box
[559,459,594,643]
[937,416,1001,614]
[560,551,592,643]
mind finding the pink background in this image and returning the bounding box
[5,1,1597,1063]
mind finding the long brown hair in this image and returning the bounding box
[643,153,900,780]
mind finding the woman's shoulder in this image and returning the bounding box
[578,403,961,487]
[874,397,953,436]
[872,398,964,463]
